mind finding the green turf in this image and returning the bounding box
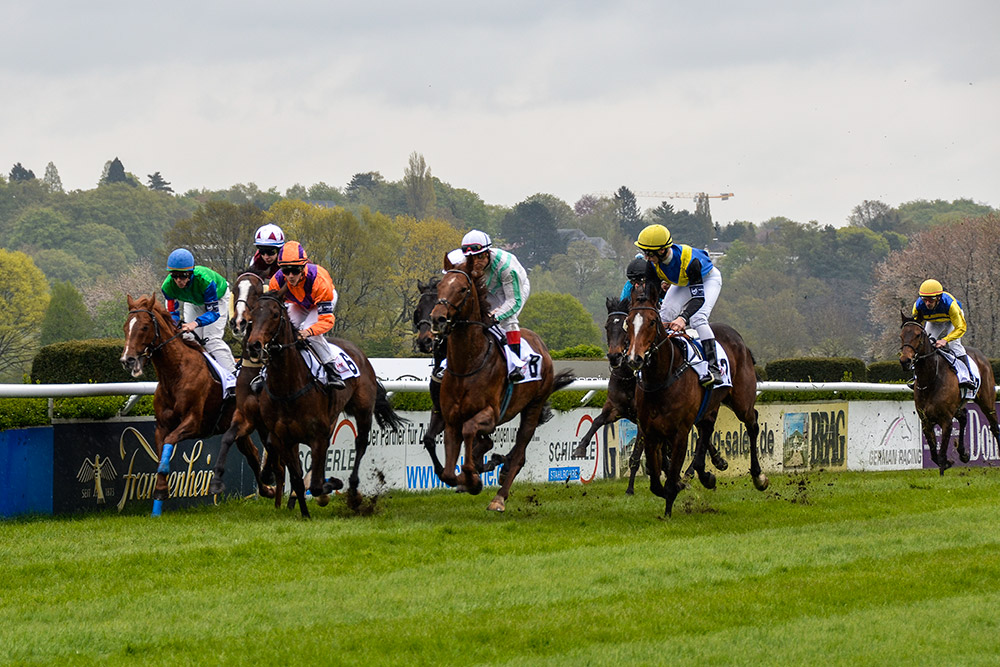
[1,468,998,665]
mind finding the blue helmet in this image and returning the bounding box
[166,248,195,271]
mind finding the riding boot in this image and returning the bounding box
[700,338,722,387]
[958,354,976,389]
[508,341,525,382]
[431,346,446,382]
[250,373,265,394]
[323,362,346,390]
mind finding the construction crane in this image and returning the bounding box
[595,191,735,225]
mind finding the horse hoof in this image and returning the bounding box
[625,488,635,496]
[487,496,506,512]
[455,485,468,494]
[315,494,330,507]
[571,445,587,459]
[698,473,717,490]
[711,455,729,471]
[958,447,970,464]
[753,474,770,492]
[209,478,225,495]
[325,477,344,492]
[939,460,953,475]
[152,488,169,501]
[260,485,276,499]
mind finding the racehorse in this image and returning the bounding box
[429,262,575,512]
[413,276,448,476]
[209,271,283,504]
[571,295,730,495]
[243,290,407,517]
[120,294,274,516]
[899,313,1000,474]
[624,287,768,516]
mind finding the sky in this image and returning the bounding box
[2,1,998,227]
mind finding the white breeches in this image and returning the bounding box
[658,267,722,341]
[287,303,336,364]
[924,321,966,357]
[182,291,235,373]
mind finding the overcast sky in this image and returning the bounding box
[2,1,997,227]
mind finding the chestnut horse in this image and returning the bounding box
[899,313,1000,474]
[571,295,730,495]
[624,288,768,516]
[243,290,407,517]
[429,265,575,512]
[120,294,274,516]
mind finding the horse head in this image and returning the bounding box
[429,269,479,337]
[605,295,631,369]
[121,294,175,377]
[413,276,441,353]
[245,290,292,363]
[231,272,265,338]
[625,291,666,372]
[899,311,932,372]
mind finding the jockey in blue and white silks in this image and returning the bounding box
[461,230,531,382]
[912,278,975,388]
[635,224,723,387]
[161,248,236,374]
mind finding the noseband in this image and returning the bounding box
[126,308,183,361]
[629,305,692,391]
[432,269,476,337]
[251,295,297,361]
[900,321,937,368]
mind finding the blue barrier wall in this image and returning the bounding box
[0,427,53,517]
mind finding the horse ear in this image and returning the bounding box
[606,296,616,312]
[417,279,427,292]
[443,253,455,271]
[127,294,135,308]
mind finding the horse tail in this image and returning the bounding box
[374,381,410,431]
[537,370,577,426]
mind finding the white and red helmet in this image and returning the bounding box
[254,223,285,248]
[461,230,492,256]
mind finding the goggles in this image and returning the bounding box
[462,243,488,255]
[170,271,193,280]
[257,247,279,256]
[282,265,304,276]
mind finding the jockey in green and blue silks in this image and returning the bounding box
[160,248,236,374]
[461,229,531,383]
[912,278,975,388]
[635,223,723,387]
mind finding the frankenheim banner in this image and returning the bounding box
[1,358,998,517]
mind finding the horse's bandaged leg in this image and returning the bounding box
[158,443,174,475]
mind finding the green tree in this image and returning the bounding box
[306,182,345,203]
[40,281,93,345]
[520,291,602,350]
[43,162,64,194]
[391,216,464,325]
[147,171,174,193]
[164,201,266,281]
[101,157,134,186]
[614,186,643,240]
[9,163,35,182]
[500,200,565,269]
[526,193,575,229]
[29,249,90,286]
[403,152,436,219]
[0,249,50,379]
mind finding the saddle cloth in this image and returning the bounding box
[939,349,980,400]
[201,352,237,399]
[438,325,543,384]
[259,343,363,386]
[675,333,733,388]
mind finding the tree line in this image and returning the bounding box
[0,153,996,381]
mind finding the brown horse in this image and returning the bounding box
[899,313,1000,474]
[625,289,768,516]
[429,264,575,512]
[571,295,730,495]
[243,290,407,517]
[120,294,274,516]
[209,272,283,503]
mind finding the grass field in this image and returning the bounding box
[2,468,999,666]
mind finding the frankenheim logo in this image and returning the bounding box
[113,427,219,511]
[76,454,118,505]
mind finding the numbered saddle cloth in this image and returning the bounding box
[676,334,733,388]
[438,326,544,384]
[300,343,363,384]
[201,352,237,399]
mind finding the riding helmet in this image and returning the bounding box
[166,248,195,271]
[634,224,672,251]
[919,279,943,297]
[461,230,492,256]
[277,241,308,266]
[254,223,286,248]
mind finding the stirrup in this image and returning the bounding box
[509,367,525,383]
[250,374,265,394]
[700,365,721,388]
[431,366,445,381]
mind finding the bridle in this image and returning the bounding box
[628,305,693,392]
[430,269,494,378]
[899,321,938,370]
[249,294,321,401]
[126,308,184,363]
[606,310,630,371]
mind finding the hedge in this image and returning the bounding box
[764,357,867,383]
[31,338,156,383]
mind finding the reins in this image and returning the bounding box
[629,305,694,393]
[252,294,324,401]
[432,269,496,378]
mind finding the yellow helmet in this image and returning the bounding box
[634,224,672,251]
[919,279,943,297]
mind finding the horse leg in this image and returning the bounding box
[487,403,542,512]
[955,408,970,464]
[422,380,446,476]
[662,429,689,518]
[572,400,617,459]
[686,421,716,490]
[438,424,462,489]
[234,434,276,498]
[625,431,644,496]
[278,439,310,518]
[346,412,373,512]
[151,416,199,516]
[745,408,768,491]
[937,420,955,475]
[461,408,495,497]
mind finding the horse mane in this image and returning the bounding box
[607,295,630,313]
[472,271,492,322]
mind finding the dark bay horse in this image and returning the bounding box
[413,276,448,476]
[243,290,407,517]
[625,289,768,516]
[899,313,1000,474]
[429,264,575,512]
[120,294,274,516]
[571,295,730,495]
[209,272,283,503]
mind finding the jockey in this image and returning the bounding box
[266,241,345,390]
[161,248,236,374]
[247,223,285,280]
[912,278,975,389]
[619,254,649,303]
[635,223,723,387]
[461,229,530,382]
